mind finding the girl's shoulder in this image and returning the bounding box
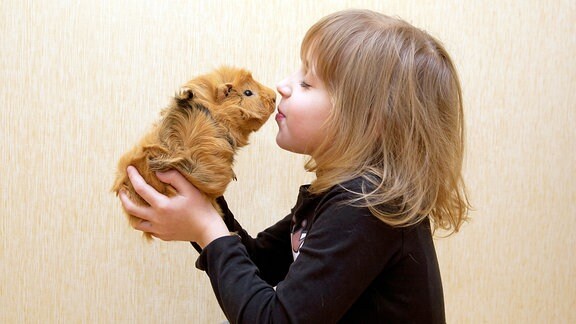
[317,177,365,201]
[314,177,383,219]
[290,178,367,224]
[291,177,365,216]
[316,177,428,231]
[289,177,377,212]
[321,177,389,211]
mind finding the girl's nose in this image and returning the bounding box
[276,79,291,98]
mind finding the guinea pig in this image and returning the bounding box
[112,66,276,240]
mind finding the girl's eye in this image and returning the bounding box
[300,81,311,89]
[243,90,253,96]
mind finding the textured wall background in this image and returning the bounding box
[1,0,574,322]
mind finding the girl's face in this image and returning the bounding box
[275,67,332,156]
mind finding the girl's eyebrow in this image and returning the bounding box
[304,70,320,83]
[301,57,310,72]
[301,57,317,77]
[301,65,310,77]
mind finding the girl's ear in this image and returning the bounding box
[217,83,233,101]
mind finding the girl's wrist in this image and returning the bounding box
[197,215,230,248]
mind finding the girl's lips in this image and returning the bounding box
[275,112,285,122]
[275,107,286,121]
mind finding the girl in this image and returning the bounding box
[120,9,470,323]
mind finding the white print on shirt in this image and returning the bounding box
[290,218,308,260]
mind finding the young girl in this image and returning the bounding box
[120,9,469,323]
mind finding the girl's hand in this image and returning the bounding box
[119,166,230,247]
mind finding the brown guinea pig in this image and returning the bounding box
[112,66,276,240]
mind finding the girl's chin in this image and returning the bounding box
[275,135,292,152]
[276,136,306,155]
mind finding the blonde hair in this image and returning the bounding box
[301,9,470,234]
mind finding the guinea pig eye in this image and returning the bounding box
[243,90,253,96]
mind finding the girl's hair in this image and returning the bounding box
[301,9,470,234]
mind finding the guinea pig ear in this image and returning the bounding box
[217,83,233,101]
[175,87,194,101]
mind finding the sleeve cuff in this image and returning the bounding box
[195,235,242,271]
[190,241,202,253]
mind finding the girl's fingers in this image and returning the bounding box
[127,166,166,207]
[134,219,154,232]
[119,189,153,222]
[119,191,158,236]
[156,169,195,196]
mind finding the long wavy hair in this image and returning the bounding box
[302,9,470,234]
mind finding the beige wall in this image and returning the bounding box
[1,0,574,322]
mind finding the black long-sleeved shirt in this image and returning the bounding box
[194,179,446,323]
